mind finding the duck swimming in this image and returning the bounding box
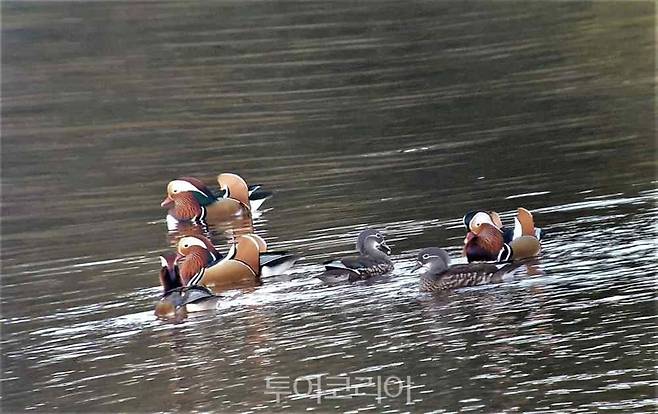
[176,235,262,292]
[163,174,272,213]
[414,247,532,292]
[463,208,541,263]
[162,173,260,223]
[176,234,297,282]
[463,207,543,243]
[318,228,394,283]
[154,253,220,320]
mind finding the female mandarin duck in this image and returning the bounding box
[464,208,541,263]
[413,247,527,291]
[318,228,394,283]
[161,173,262,224]
[175,234,298,292]
[154,253,220,320]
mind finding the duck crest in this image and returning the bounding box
[179,176,215,200]
[178,235,221,262]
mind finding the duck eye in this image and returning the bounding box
[422,254,429,260]
[173,189,179,193]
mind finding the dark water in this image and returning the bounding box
[2,1,656,412]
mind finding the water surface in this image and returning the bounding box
[1,1,655,412]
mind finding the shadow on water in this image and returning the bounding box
[1,1,655,412]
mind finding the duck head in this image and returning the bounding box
[162,177,216,207]
[464,222,504,262]
[217,173,251,208]
[356,228,391,257]
[176,234,220,261]
[176,235,219,284]
[463,210,503,233]
[412,247,451,274]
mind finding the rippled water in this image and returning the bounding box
[2,1,656,412]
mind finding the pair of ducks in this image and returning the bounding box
[155,233,298,319]
[155,173,298,320]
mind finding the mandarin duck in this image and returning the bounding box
[318,228,394,283]
[161,173,261,224]
[464,208,541,263]
[154,253,220,320]
[164,174,272,212]
[413,247,513,291]
[463,208,543,243]
[176,234,298,292]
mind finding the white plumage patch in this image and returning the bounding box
[166,214,179,230]
[179,236,208,250]
[250,198,267,212]
[169,180,206,194]
[471,212,495,229]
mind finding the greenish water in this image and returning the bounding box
[1,1,655,412]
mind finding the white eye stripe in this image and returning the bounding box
[170,180,206,195]
[178,237,208,250]
[471,212,494,227]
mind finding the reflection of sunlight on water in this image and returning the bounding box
[2,1,654,410]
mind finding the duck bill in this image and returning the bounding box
[161,196,174,208]
[411,262,422,272]
[378,241,391,255]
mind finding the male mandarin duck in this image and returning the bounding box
[176,234,298,292]
[463,208,541,263]
[177,234,262,292]
[164,174,272,212]
[413,247,530,292]
[161,173,268,224]
[318,228,394,283]
[463,208,543,243]
[154,253,220,320]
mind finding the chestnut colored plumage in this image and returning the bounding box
[178,246,213,284]
[164,192,204,221]
[175,235,262,293]
[464,223,504,262]
[162,173,255,222]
